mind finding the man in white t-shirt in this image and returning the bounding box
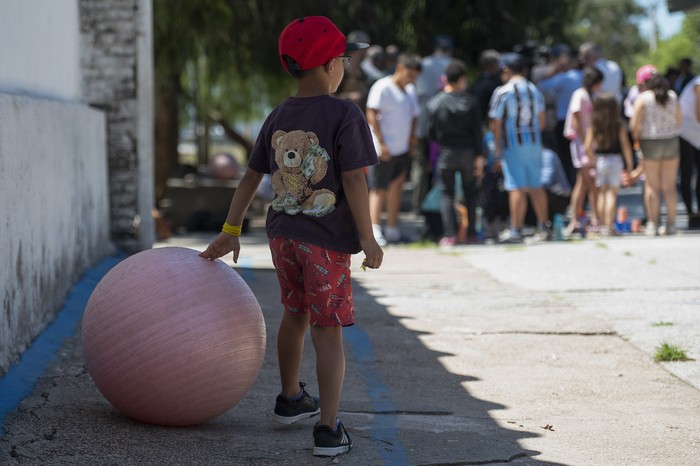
[366,53,422,244]
[579,42,622,103]
[679,75,700,228]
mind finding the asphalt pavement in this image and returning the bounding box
[1,195,700,465]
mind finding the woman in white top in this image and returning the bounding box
[631,65,682,236]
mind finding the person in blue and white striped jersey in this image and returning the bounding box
[489,53,550,243]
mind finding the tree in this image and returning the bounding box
[643,9,700,75]
[152,0,587,201]
[565,0,648,85]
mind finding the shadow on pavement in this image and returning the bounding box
[0,263,563,465]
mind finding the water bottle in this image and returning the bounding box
[553,213,564,241]
[475,206,484,241]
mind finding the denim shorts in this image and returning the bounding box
[502,144,543,191]
[269,237,354,327]
[595,154,623,188]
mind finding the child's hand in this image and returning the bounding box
[621,170,631,187]
[199,232,241,263]
[359,237,383,270]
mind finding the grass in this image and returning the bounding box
[654,342,690,362]
[403,240,437,250]
[651,321,674,327]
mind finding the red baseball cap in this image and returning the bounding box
[278,16,368,72]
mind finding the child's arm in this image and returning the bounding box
[341,168,383,270]
[618,124,633,186]
[573,111,583,141]
[583,127,595,161]
[199,168,265,263]
[619,123,633,174]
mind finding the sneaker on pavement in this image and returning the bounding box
[372,224,387,246]
[658,224,676,236]
[313,421,352,457]
[272,382,320,425]
[533,224,552,241]
[498,229,523,244]
[438,236,457,247]
[644,222,657,237]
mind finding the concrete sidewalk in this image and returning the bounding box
[1,223,700,465]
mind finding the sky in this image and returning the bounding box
[635,0,686,39]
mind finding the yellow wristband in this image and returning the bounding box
[222,222,242,237]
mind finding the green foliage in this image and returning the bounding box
[654,342,690,362]
[642,10,700,77]
[566,0,647,85]
[154,0,582,130]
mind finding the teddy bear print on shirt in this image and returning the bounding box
[270,129,336,217]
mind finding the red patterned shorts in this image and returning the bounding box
[269,237,354,327]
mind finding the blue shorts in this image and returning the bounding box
[502,145,543,191]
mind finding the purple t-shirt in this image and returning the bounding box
[248,95,378,254]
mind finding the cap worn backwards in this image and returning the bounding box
[499,52,524,70]
[278,16,368,72]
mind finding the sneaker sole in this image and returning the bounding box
[271,408,320,425]
[313,444,351,457]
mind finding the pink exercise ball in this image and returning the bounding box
[209,153,240,180]
[82,247,266,426]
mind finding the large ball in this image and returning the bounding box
[82,247,266,426]
[209,153,240,180]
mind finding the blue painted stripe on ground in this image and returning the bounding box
[0,254,124,436]
[234,256,258,283]
[345,325,410,465]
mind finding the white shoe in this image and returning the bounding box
[645,222,657,237]
[372,224,387,246]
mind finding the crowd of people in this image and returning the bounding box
[336,32,700,245]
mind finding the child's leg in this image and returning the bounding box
[596,186,606,228]
[581,168,599,224]
[567,171,583,230]
[604,187,618,229]
[310,325,345,428]
[278,311,311,397]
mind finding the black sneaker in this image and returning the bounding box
[272,382,320,424]
[313,421,352,457]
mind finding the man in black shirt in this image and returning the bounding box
[470,49,502,128]
[425,59,485,245]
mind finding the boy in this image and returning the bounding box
[199,16,383,457]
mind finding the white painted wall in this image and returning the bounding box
[0,0,82,100]
[0,94,114,373]
[0,0,153,376]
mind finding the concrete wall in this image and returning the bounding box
[0,0,154,376]
[80,0,155,253]
[0,94,114,375]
